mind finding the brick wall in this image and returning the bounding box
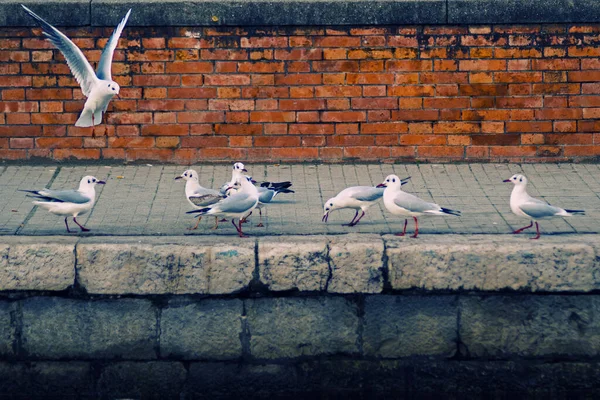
[1,24,600,163]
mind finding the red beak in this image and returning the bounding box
[376,183,386,188]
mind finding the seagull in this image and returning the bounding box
[187,174,259,238]
[219,162,249,196]
[22,5,131,137]
[20,175,105,233]
[377,174,460,238]
[504,174,585,239]
[175,169,224,230]
[250,178,294,227]
[322,177,410,226]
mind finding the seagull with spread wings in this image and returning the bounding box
[22,5,131,137]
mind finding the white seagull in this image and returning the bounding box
[504,174,584,239]
[246,178,294,227]
[22,5,131,137]
[377,174,461,238]
[175,169,224,230]
[187,175,260,237]
[322,177,410,226]
[219,162,249,196]
[20,175,105,233]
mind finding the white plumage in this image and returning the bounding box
[175,169,224,230]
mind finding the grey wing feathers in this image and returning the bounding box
[258,188,275,203]
[394,192,438,213]
[22,189,91,204]
[21,5,97,96]
[215,193,257,213]
[353,187,384,202]
[189,194,223,207]
[96,9,131,81]
[519,202,562,219]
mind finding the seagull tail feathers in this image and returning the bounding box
[186,207,211,215]
[440,207,461,216]
[75,109,94,127]
[564,209,585,216]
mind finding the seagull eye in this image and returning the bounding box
[88,179,91,184]
[392,178,396,183]
[330,203,333,207]
[519,178,523,182]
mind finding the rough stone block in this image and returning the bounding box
[386,236,600,292]
[328,234,384,294]
[98,362,186,399]
[0,237,76,291]
[0,1,90,26]
[0,302,15,358]
[363,296,458,358]
[246,297,359,359]
[161,298,242,360]
[187,362,299,397]
[77,236,254,295]
[460,295,600,358]
[21,362,94,397]
[22,297,157,359]
[259,236,329,292]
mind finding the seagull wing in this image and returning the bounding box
[188,194,224,207]
[352,187,384,202]
[519,202,562,219]
[213,192,257,214]
[21,5,98,96]
[22,189,91,204]
[394,191,439,213]
[96,9,131,81]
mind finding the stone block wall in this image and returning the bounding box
[1,0,600,163]
[1,234,600,397]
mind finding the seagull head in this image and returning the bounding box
[175,169,198,182]
[322,197,337,222]
[233,162,247,173]
[79,175,105,190]
[503,174,528,186]
[377,174,405,189]
[105,81,121,99]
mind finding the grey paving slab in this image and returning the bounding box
[2,163,599,237]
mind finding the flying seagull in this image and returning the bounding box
[22,5,131,137]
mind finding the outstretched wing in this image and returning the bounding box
[21,5,97,96]
[96,9,131,81]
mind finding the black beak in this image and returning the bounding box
[503,179,511,183]
[322,212,329,222]
[97,180,106,185]
[376,183,386,188]
[175,176,183,180]
[242,168,248,172]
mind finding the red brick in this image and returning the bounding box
[316,86,361,97]
[569,71,600,82]
[336,124,359,134]
[313,61,359,72]
[393,110,439,121]
[178,111,224,123]
[433,122,480,134]
[420,72,468,84]
[201,49,247,60]
[506,121,553,132]
[214,124,262,135]
[462,110,510,120]
[2,89,25,100]
[181,136,228,148]
[351,98,397,109]
[290,87,315,98]
[241,37,288,48]
[296,111,319,122]
[534,108,582,120]
[165,62,213,73]
[138,100,186,111]
[275,74,321,85]
[424,98,470,109]
[497,97,543,108]
[490,146,537,157]
[272,147,318,159]
[532,59,580,70]
[361,122,408,134]
[387,60,432,71]
[400,134,446,146]
[168,88,217,98]
[418,146,464,158]
[264,124,288,135]
[250,111,295,123]
[327,135,374,146]
[109,137,155,148]
[255,136,301,147]
[141,124,190,136]
[570,96,600,107]
[10,138,33,149]
[347,73,394,84]
[226,111,250,123]
[289,124,335,135]
[547,133,592,144]
[208,99,254,111]
[472,134,520,146]
[368,110,391,121]
[229,136,254,147]
[459,60,507,71]
[35,138,82,148]
[321,111,366,122]
[363,86,387,97]
[255,99,279,110]
[279,99,326,110]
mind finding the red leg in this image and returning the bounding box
[64,217,72,233]
[531,222,541,240]
[395,219,408,237]
[188,215,202,230]
[232,219,248,238]
[513,221,533,234]
[350,211,366,226]
[73,217,90,232]
[410,216,419,238]
[343,210,359,226]
[257,208,264,228]
[241,211,252,224]
[211,217,219,230]
[91,113,95,138]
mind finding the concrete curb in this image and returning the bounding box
[7,0,600,26]
[2,234,599,294]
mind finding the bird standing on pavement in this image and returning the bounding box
[22,5,131,137]
[322,178,410,226]
[219,162,249,196]
[251,179,294,227]
[504,174,585,239]
[377,174,460,238]
[20,175,105,233]
[187,174,260,238]
[175,169,224,230]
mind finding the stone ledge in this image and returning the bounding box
[0,235,599,295]
[5,0,600,27]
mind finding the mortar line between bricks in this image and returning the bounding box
[14,166,62,235]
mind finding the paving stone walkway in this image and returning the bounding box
[1,163,599,237]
